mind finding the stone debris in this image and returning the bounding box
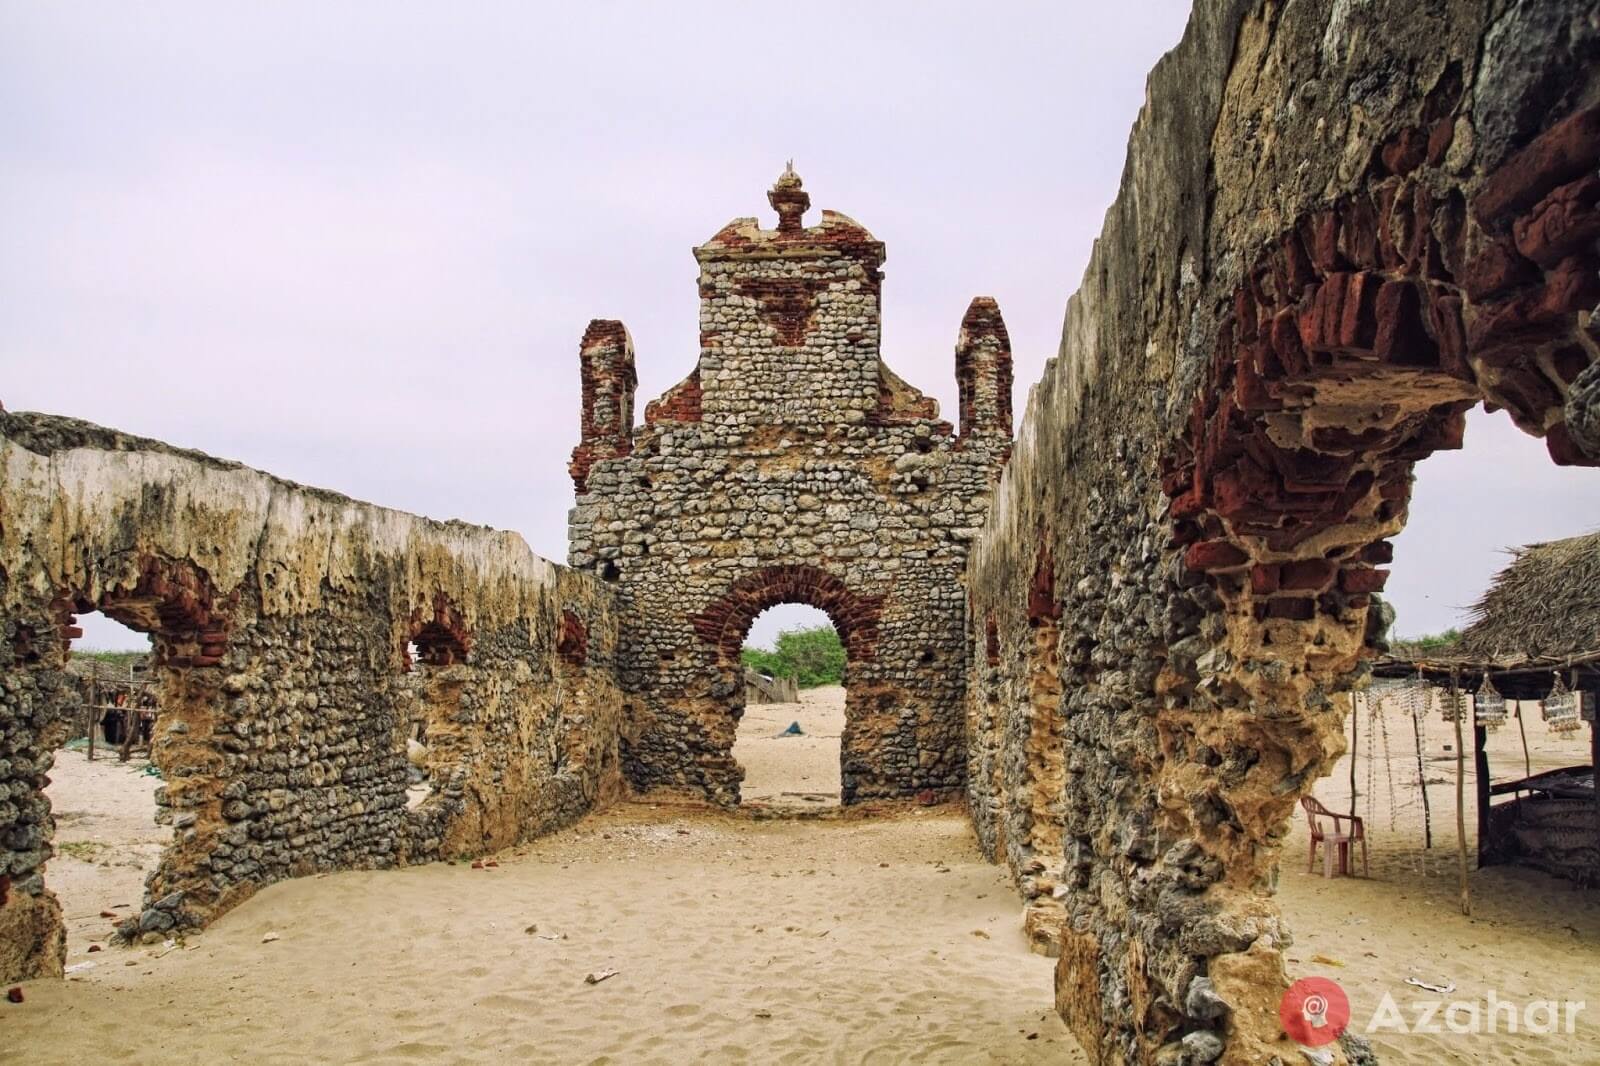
[583,967,619,985]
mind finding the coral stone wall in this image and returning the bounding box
[568,169,1012,804]
[0,412,623,983]
[966,1,1599,1063]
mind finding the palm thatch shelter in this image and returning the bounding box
[1457,530,1600,677]
[1373,530,1598,886]
[64,652,157,753]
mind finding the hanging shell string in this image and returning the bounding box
[1474,670,1507,732]
[1543,668,1581,734]
[1405,669,1429,721]
[1377,694,1397,832]
[1364,690,1377,828]
[1440,675,1468,724]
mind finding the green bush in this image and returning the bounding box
[74,649,147,669]
[1395,627,1462,652]
[740,625,845,688]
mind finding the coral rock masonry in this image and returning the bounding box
[567,165,1013,805]
[966,1,1597,1063]
[0,415,624,981]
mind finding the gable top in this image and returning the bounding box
[694,166,883,264]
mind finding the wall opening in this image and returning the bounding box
[688,564,885,805]
[398,598,472,817]
[732,604,844,807]
[1290,403,1597,884]
[45,610,164,959]
[1259,403,1599,1064]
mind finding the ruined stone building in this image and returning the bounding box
[567,165,1012,804]
[3,2,1598,1063]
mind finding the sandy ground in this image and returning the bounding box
[1279,702,1600,1064]
[732,685,845,806]
[41,747,164,956]
[7,802,1072,1065]
[13,690,1597,1064]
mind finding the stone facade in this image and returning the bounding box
[568,166,1012,804]
[965,2,1599,1063]
[0,413,623,983]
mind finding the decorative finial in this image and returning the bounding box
[768,161,810,232]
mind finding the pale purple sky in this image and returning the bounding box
[3,3,1592,652]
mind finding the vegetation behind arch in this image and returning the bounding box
[740,625,845,688]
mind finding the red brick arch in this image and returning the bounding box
[690,565,884,663]
[49,556,234,668]
[1163,104,1600,618]
[406,593,472,668]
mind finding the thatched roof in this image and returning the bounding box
[1457,529,1600,664]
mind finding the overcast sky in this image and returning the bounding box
[3,3,1593,653]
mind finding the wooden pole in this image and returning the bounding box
[1516,700,1531,778]
[1590,701,1598,881]
[1451,669,1470,916]
[87,674,97,762]
[1411,705,1432,849]
[1349,693,1360,821]
[118,685,136,763]
[1474,723,1491,866]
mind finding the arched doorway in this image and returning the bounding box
[732,604,845,806]
[45,611,163,960]
[690,564,887,805]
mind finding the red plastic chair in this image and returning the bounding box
[1302,795,1368,877]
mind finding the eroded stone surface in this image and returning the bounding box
[965,2,1597,1062]
[0,413,623,981]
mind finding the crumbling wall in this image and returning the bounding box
[0,412,623,983]
[966,1,1599,1062]
[569,169,1011,804]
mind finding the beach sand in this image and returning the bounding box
[1278,701,1600,1064]
[39,747,164,956]
[13,687,1598,1064]
[732,685,845,807]
[17,693,1072,1065]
